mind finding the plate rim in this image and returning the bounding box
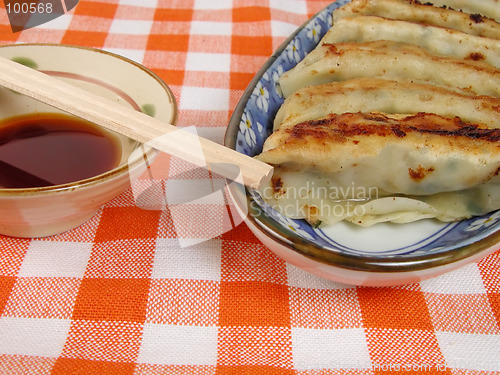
[224,1,500,273]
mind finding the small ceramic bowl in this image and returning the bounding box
[0,44,177,238]
[225,0,500,286]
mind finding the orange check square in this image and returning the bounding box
[4,277,80,319]
[0,276,16,315]
[217,326,293,368]
[154,8,193,22]
[477,251,500,325]
[72,278,150,322]
[230,72,255,91]
[221,242,287,283]
[0,237,29,276]
[357,287,434,331]
[61,320,143,362]
[233,6,271,22]
[0,356,55,374]
[61,30,108,48]
[231,36,273,56]
[487,292,500,328]
[154,68,185,86]
[135,364,217,373]
[52,357,136,375]
[216,365,295,375]
[72,1,117,18]
[94,206,161,242]
[146,279,219,326]
[366,328,447,374]
[478,250,500,292]
[290,288,363,329]
[222,222,261,245]
[425,293,500,334]
[84,239,156,278]
[147,34,190,51]
[0,25,18,42]
[219,281,290,327]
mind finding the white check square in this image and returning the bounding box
[190,21,231,36]
[165,179,226,205]
[271,20,301,37]
[292,327,371,370]
[18,241,92,278]
[287,263,351,290]
[286,263,354,290]
[37,13,72,30]
[269,0,307,14]
[153,238,222,281]
[0,317,71,357]
[185,52,231,72]
[179,86,229,111]
[109,19,153,35]
[420,263,487,294]
[138,323,218,365]
[193,0,231,10]
[436,331,500,371]
[118,0,157,7]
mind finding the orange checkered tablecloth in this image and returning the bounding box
[1,1,500,374]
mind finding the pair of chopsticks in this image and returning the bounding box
[0,55,273,190]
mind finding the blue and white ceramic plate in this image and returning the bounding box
[225,0,500,286]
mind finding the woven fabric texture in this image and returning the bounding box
[0,0,499,374]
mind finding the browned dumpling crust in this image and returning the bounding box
[255,0,500,226]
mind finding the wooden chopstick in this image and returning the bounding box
[0,55,273,190]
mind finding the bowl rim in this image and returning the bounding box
[0,43,178,196]
[224,4,500,274]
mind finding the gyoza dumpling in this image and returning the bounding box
[322,16,500,68]
[333,0,500,39]
[274,78,500,130]
[279,41,500,98]
[255,112,500,226]
[427,0,500,22]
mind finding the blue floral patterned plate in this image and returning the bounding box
[225,0,500,286]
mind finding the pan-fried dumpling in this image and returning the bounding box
[427,0,500,22]
[333,0,500,39]
[255,112,500,226]
[322,16,500,68]
[274,78,500,131]
[257,0,500,227]
[279,41,500,98]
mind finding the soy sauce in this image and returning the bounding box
[0,113,122,188]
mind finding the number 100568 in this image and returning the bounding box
[6,2,53,14]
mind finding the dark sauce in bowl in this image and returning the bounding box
[0,113,122,188]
